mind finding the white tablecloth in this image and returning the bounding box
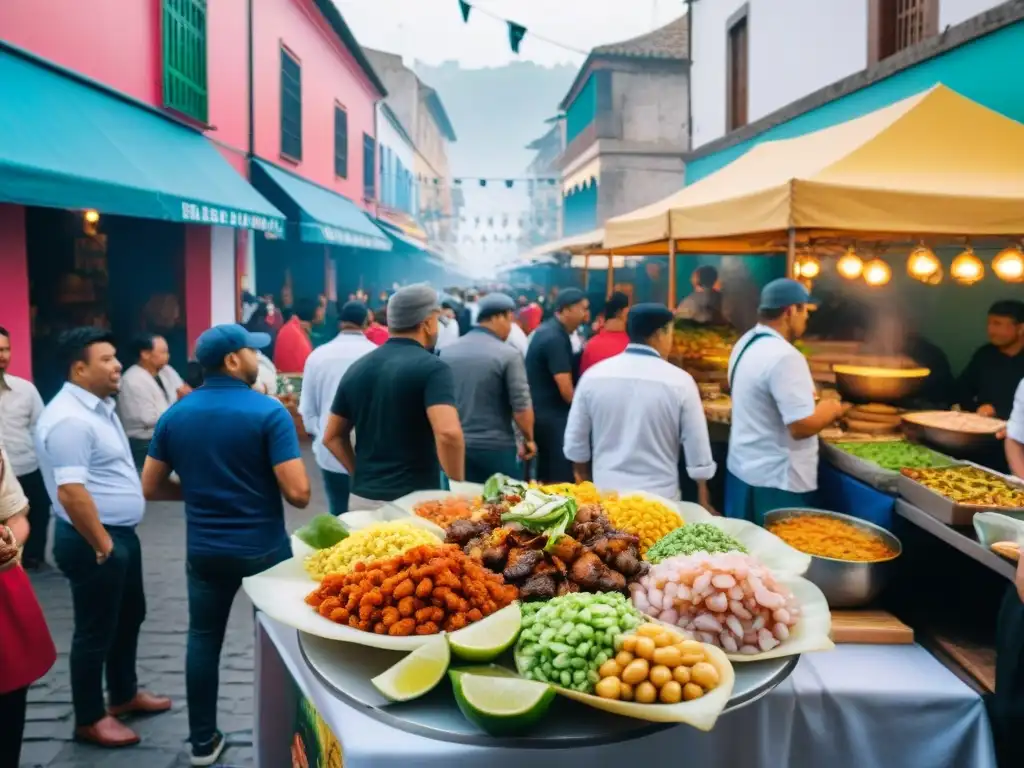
[254,615,996,768]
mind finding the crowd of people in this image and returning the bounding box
[0,273,1023,766]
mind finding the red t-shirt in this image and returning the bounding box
[365,323,389,346]
[519,304,543,334]
[273,316,313,373]
[580,330,630,376]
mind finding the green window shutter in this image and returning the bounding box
[162,0,208,123]
[280,48,303,161]
[362,133,376,199]
[334,107,348,178]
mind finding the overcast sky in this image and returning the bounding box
[334,0,684,68]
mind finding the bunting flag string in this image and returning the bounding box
[453,0,588,56]
[415,175,559,188]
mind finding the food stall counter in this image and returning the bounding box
[254,614,996,768]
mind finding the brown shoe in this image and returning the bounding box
[74,716,141,747]
[108,691,173,717]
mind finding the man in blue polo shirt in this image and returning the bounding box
[140,324,310,767]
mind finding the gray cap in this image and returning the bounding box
[387,283,441,330]
[476,293,516,322]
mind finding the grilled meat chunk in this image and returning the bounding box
[481,544,509,571]
[519,573,558,601]
[446,519,492,546]
[503,548,543,582]
[548,535,583,563]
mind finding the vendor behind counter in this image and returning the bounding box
[958,299,1024,420]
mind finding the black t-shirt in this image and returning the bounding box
[525,318,574,417]
[958,344,1024,420]
[331,338,457,501]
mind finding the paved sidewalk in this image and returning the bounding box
[20,450,323,768]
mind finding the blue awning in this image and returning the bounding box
[377,220,447,262]
[252,160,391,250]
[0,46,285,235]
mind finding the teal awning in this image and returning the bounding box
[0,46,285,235]
[252,160,391,251]
[378,220,445,261]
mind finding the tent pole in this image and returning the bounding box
[607,253,615,299]
[786,228,797,278]
[668,239,678,309]
[583,253,590,291]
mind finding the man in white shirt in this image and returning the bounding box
[1006,379,1024,478]
[564,304,716,505]
[116,334,189,470]
[0,327,48,568]
[506,320,529,356]
[725,279,845,525]
[299,302,376,516]
[36,328,170,748]
[435,298,462,352]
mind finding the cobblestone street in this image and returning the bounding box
[20,450,322,768]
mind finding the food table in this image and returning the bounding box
[253,613,996,767]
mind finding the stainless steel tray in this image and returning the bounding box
[299,632,797,748]
[820,442,901,494]
[896,462,1024,526]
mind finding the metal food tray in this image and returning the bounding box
[299,632,797,747]
[820,442,901,494]
[896,462,1024,526]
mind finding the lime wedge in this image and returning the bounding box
[371,636,450,702]
[451,671,554,736]
[448,603,522,662]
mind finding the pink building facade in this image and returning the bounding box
[0,0,383,384]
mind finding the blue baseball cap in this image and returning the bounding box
[758,278,818,311]
[194,324,271,368]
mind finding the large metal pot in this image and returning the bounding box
[832,364,930,404]
[901,412,1003,454]
[763,508,902,608]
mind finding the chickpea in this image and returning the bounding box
[637,624,663,639]
[598,660,622,679]
[653,632,676,648]
[690,662,720,690]
[672,665,691,685]
[653,646,683,668]
[621,658,650,685]
[619,681,634,701]
[649,665,673,688]
[634,681,658,704]
[595,676,622,700]
[615,651,635,668]
[659,680,683,704]
[619,634,638,653]
[683,682,704,701]
[677,640,705,656]
[634,636,657,660]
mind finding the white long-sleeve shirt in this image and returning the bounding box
[298,331,377,474]
[116,364,183,440]
[0,374,44,476]
[563,344,716,499]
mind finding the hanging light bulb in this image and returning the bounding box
[950,247,985,285]
[922,264,944,286]
[791,259,802,279]
[906,243,941,282]
[797,254,821,280]
[836,246,863,279]
[993,245,1024,283]
[863,258,892,287]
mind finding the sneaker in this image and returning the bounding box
[190,731,226,767]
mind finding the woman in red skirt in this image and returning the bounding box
[0,446,57,767]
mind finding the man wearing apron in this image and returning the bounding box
[724,279,846,525]
[992,379,1024,763]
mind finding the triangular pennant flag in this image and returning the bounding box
[505,179,514,189]
[479,179,487,187]
[458,0,471,23]
[508,21,526,54]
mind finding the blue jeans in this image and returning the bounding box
[464,446,520,483]
[185,541,291,748]
[52,520,145,726]
[321,469,350,516]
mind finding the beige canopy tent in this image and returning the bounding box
[603,85,1024,303]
